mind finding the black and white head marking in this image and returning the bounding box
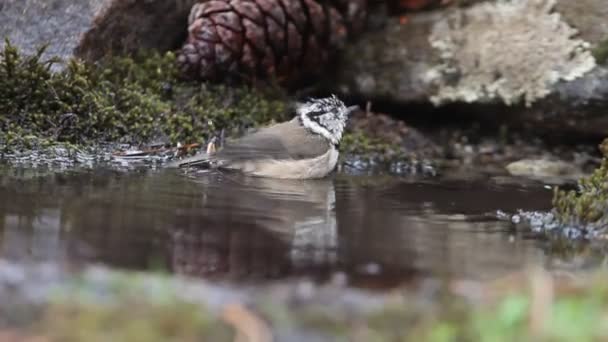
[297,95,355,145]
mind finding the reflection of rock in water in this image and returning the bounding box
[169,174,338,280]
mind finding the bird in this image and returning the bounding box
[171,95,358,179]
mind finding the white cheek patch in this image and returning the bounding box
[300,114,348,146]
[300,113,338,144]
[296,98,348,145]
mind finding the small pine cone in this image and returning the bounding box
[177,0,367,83]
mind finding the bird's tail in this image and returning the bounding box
[166,152,212,168]
[166,138,218,168]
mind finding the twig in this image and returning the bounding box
[221,303,273,342]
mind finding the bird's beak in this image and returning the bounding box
[346,105,359,115]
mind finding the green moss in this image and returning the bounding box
[341,131,404,161]
[40,299,233,342]
[592,38,608,65]
[551,138,608,234]
[340,129,436,175]
[0,40,288,150]
[14,265,608,341]
[0,41,418,167]
[277,274,608,341]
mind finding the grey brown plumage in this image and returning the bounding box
[215,118,331,162]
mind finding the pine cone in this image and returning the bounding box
[177,0,367,83]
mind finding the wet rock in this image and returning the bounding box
[0,0,196,67]
[347,110,440,157]
[331,0,608,137]
[506,158,584,181]
[331,11,439,104]
[340,110,440,175]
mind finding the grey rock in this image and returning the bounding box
[0,0,196,67]
[463,65,608,138]
[331,0,608,137]
[555,0,608,44]
[427,0,595,107]
[332,11,441,103]
[506,158,584,182]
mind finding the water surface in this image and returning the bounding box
[0,166,574,288]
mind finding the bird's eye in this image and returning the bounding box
[307,110,326,118]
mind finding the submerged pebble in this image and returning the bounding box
[341,155,437,176]
[499,209,608,240]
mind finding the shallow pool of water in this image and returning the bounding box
[0,165,577,288]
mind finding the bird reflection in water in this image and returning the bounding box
[169,172,338,280]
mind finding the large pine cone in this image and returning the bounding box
[177,0,367,83]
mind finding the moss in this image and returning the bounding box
[592,38,608,65]
[551,138,608,236]
[0,41,423,168]
[340,129,437,176]
[0,40,288,150]
[11,264,608,341]
[0,42,434,172]
[262,272,608,341]
[36,287,605,342]
[341,131,402,159]
[39,299,234,342]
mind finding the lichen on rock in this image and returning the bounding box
[428,0,596,106]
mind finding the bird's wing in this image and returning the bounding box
[215,119,330,162]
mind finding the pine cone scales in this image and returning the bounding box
[177,0,367,82]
